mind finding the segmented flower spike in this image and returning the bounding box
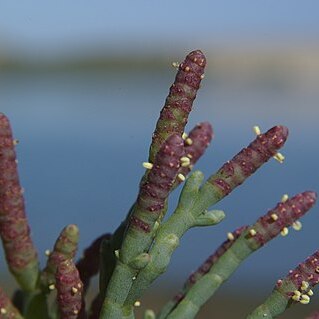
[175,122,213,185]
[207,125,289,198]
[130,134,184,235]
[149,50,206,163]
[0,113,39,291]
[56,259,83,319]
[0,287,23,319]
[247,191,317,248]
[121,134,184,261]
[76,233,111,293]
[41,224,79,290]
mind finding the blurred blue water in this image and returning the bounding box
[0,68,318,293]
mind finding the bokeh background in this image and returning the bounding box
[0,1,319,318]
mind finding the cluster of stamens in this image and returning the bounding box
[291,280,314,304]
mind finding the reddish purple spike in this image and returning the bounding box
[249,191,317,247]
[131,134,184,232]
[275,250,319,299]
[208,125,289,197]
[0,113,39,291]
[176,122,213,182]
[56,260,83,319]
[0,286,23,319]
[149,50,206,162]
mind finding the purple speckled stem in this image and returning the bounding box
[149,50,206,163]
[175,122,213,186]
[41,224,79,291]
[206,125,288,199]
[158,226,247,319]
[56,259,83,319]
[0,287,23,319]
[0,113,39,291]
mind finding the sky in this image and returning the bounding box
[0,1,318,57]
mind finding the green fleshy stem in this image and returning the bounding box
[165,191,316,319]
[99,135,184,318]
[100,121,213,296]
[122,171,224,315]
[124,126,289,315]
[158,226,247,319]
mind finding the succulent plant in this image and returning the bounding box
[0,50,317,319]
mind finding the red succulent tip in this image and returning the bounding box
[249,191,317,247]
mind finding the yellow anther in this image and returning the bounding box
[301,281,309,291]
[180,156,191,167]
[134,300,141,307]
[177,173,186,182]
[172,62,180,69]
[292,221,302,231]
[185,66,190,72]
[271,213,278,221]
[300,294,310,304]
[73,309,79,314]
[280,227,289,236]
[253,126,261,136]
[13,139,19,145]
[49,284,55,290]
[45,249,51,256]
[308,289,314,296]
[249,229,257,236]
[182,132,188,140]
[293,290,301,297]
[72,287,78,294]
[185,137,193,145]
[142,162,153,170]
[273,152,285,163]
[0,308,7,314]
[227,232,235,241]
[114,250,120,258]
[200,74,205,79]
[281,194,289,202]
